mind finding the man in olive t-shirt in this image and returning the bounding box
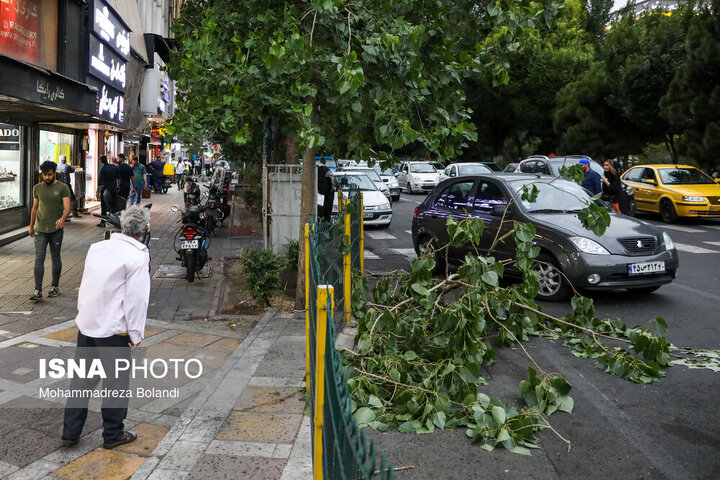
[29,161,71,301]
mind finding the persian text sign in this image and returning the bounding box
[89,34,126,91]
[0,0,41,65]
[92,0,129,59]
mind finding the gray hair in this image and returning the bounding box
[120,206,150,238]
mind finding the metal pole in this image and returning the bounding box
[314,285,333,480]
[359,193,364,274]
[304,223,311,387]
[344,199,351,325]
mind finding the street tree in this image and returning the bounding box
[167,0,564,307]
[661,0,720,171]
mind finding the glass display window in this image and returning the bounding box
[39,130,75,165]
[0,123,22,211]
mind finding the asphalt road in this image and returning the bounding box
[360,192,720,480]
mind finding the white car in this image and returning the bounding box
[317,172,392,227]
[339,167,392,201]
[396,161,441,194]
[372,165,401,201]
[438,162,494,182]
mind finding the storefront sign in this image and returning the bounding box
[96,84,124,123]
[0,0,41,65]
[0,123,20,151]
[36,80,65,102]
[92,0,130,60]
[89,34,126,91]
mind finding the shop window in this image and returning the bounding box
[0,124,22,210]
[0,0,58,71]
[40,130,75,165]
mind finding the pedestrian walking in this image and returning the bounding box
[56,155,80,218]
[194,156,201,176]
[28,160,71,301]
[602,159,630,214]
[148,156,165,193]
[129,155,147,206]
[116,154,133,208]
[204,155,212,177]
[176,158,186,189]
[98,155,119,227]
[61,206,151,450]
[579,157,602,195]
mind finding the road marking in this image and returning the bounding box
[364,250,380,259]
[365,231,396,240]
[405,230,412,235]
[703,241,720,247]
[656,224,705,233]
[391,248,417,259]
[674,243,719,254]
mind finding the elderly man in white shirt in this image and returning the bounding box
[62,206,150,450]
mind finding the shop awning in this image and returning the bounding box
[144,34,180,68]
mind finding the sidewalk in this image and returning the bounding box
[0,187,311,479]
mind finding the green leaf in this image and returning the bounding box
[491,406,506,425]
[354,407,376,426]
[368,395,383,408]
[411,283,431,297]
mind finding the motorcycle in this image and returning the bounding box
[162,175,173,194]
[184,176,202,208]
[171,204,210,282]
[93,203,153,246]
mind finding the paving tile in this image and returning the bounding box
[232,386,305,414]
[0,428,61,468]
[188,348,230,370]
[114,423,169,457]
[187,454,286,480]
[145,343,197,360]
[164,332,222,348]
[156,440,205,471]
[0,459,20,477]
[215,412,303,444]
[208,337,242,351]
[42,326,79,343]
[51,448,146,480]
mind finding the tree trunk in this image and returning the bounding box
[295,146,317,309]
[285,135,299,164]
[271,117,282,164]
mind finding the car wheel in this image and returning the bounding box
[531,254,570,302]
[407,182,414,194]
[393,195,400,202]
[626,285,661,294]
[627,198,637,217]
[660,198,678,224]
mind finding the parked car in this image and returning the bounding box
[480,161,502,172]
[339,166,392,200]
[517,155,637,216]
[439,162,494,182]
[372,165,401,201]
[430,161,445,172]
[503,163,519,173]
[412,173,678,301]
[621,164,720,223]
[316,156,339,171]
[396,161,441,194]
[318,172,392,227]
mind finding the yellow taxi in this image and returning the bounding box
[620,164,720,223]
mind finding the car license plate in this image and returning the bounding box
[181,240,198,249]
[628,261,665,275]
[363,213,373,219]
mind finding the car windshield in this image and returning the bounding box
[509,179,599,213]
[345,168,381,182]
[317,158,338,169]
[409,163,436,173]
[658,168,715,185]
[333,174,377,191]
[457,164,492,175]
[550,160,603,177]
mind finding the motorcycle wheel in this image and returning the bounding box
[186,252,196,282]
[162,185,169,194]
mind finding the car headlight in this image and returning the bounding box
[379,202,391,210]
[570,236,610,255]
[682,196,705,202]
[662,231,675,251]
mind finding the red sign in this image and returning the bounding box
[0,0,42,65]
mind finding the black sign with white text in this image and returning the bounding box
[0,123,20,151]
[89,35,127,92]
[92,0,130,60]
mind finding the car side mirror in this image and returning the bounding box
[491,204,510,217]
[643,179,657,186]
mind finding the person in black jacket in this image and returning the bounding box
[97,156,119,227]
[602,160,630,214]
[317,165,334,222]
[115,154,133,208]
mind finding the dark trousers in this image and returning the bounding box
[100,187,119,217]
[63,332,131,442]
[118,186,130,210]
[318,191,334,222]
[33,229,63,292]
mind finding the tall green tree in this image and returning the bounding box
[167,0,562,306]
[661,0,720,170]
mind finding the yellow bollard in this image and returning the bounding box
[343,199,351,325]
[304,223,311,388]
[359,192,364,274]
[313,285,333,480]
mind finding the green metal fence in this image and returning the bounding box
[305,191,394,480]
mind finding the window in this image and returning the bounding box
[535,162,550,175]
[409,163,436,173]
[474,181,506,211]
[434,180,474,210]
[640,168,657,182]
[658,168,715,185]
[0,123,22,211]
[519,161,536,173]
[623,168,643,182]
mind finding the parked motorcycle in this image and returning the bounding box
[93,203,152,243]
[171,204,210,282]
[162,175,173,194]
[184,176,202,208]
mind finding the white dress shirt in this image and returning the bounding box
[75,233,150,345]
